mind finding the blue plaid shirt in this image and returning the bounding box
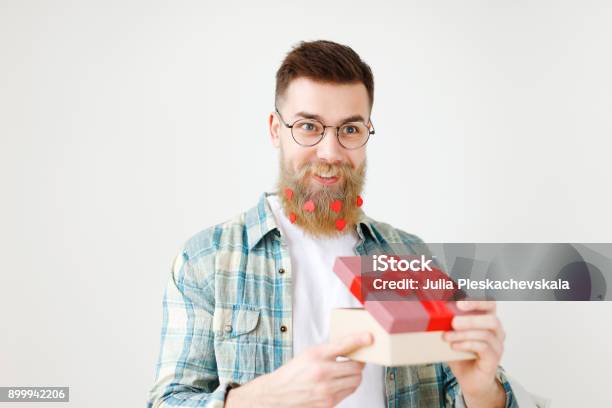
[147,193,516,407]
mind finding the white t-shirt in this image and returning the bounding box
[267,194,385,408]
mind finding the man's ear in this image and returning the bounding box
[269,112,281,148]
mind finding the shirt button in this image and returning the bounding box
[280,325,288,333]
[278,268,285,274]
[224,324,232,333]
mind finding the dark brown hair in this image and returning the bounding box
[275,40,374,109]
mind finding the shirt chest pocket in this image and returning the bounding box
[213,306,261,383]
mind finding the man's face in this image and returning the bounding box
[269,77,371,236]
[269,77,370,192]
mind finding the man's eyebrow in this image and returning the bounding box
[294,111,366,123]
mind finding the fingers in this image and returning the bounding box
[449,340,499,371]
[316,372,363,407]
[324,372,363,394]
[452,313,505,340]
[457,300,496,312]
[443,330,503,355]
[323,332,373,359]
[447,301,505,371]
[318,360,365,379]
[455,301,506,341]
[308,362,364,406]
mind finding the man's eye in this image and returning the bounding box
[342,125,360,135]
[300,122,317,132]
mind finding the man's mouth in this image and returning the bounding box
[312,169,340,185]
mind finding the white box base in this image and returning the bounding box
[329,308,476,366]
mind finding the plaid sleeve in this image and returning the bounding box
[443,363,517,408]
[147,246,228,408]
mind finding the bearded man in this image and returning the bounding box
[147,40,517,408]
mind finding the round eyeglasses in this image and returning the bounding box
[275,107,375,150]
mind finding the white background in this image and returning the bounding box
[1,1,611,407]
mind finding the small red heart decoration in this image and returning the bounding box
[303,200,315,212]
[289,212,296,224]
[356,195,363,207]
[335,218,346,231]
[330,199,342,213]
[284,188,294,201]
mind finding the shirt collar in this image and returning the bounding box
[245,192,383,250]
[245,192,280,250]
[356,213,382,245]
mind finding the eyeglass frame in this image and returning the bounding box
[274,106,375,150]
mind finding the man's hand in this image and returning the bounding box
[225,332,372,408]
[443,300,507,408]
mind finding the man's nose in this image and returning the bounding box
[316,127,344,163]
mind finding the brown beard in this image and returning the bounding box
[277,151,366,238]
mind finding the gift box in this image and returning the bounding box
[330,256,478,366]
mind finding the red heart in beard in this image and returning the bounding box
[330,200,343,213]
[289,212,296,223]
[356,195,363,207]
[335,218,346,231]
[284,188,294,201]
[303,200,315,212]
